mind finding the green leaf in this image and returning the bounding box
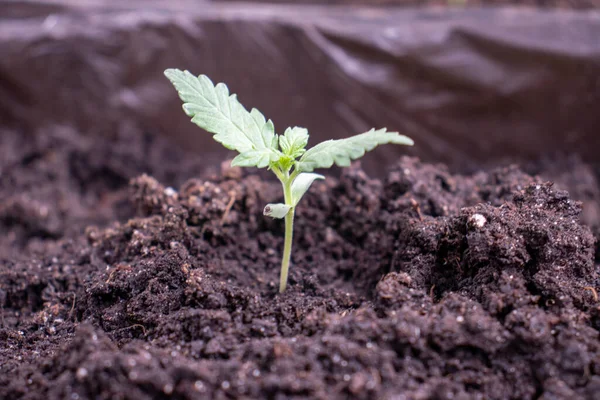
[164,69,279,167]
[231,150,274,168]
[279,127,309,158]
[296,128,413,172]
[263,203,291,219]
[291,173,324,206]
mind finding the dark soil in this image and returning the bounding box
[1,126,599,400]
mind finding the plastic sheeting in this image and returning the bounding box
[1,1,600,173]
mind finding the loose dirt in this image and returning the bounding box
[1,127,599,399]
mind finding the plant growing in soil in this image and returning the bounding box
[165,69,413,292]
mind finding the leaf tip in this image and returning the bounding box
[404,137,415,146]
[182,103,195,117]
[163,68,182,80]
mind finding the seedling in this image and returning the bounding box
[165,69,413,292]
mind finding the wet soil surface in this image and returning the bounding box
[1,126,599,400]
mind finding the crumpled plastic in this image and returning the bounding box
[1,1,599,174]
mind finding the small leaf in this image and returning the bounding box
[231,150,277,168]
[296,128,413,172]
[264,203,291,219]
[279,127,309,158]
[291,173,325,206]
[164,69,280,167]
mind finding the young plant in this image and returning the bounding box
[164,69,413,292]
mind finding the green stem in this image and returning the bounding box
[279,175,295,293]
[279,206,294,293]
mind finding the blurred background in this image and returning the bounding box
[1,0,599,176]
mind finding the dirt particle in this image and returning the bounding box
[468,213,487,228]
[75,368,88,380]
[584,286,599,302]
[163,383,174,395]
[194,381,205,392]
